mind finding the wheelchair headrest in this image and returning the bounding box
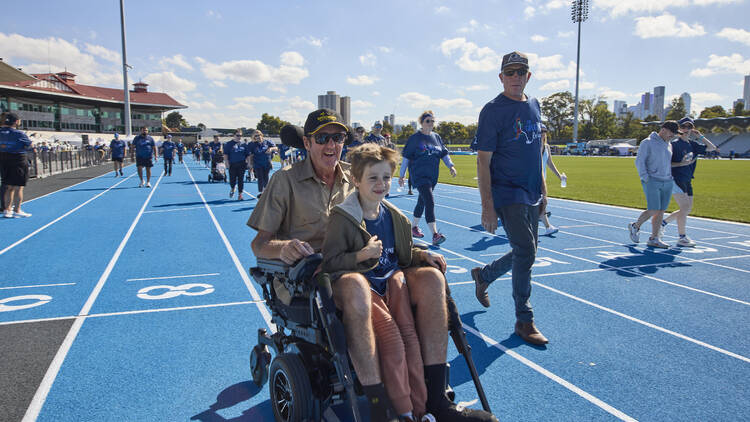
[280,124,305,149]
[289,253,323,283]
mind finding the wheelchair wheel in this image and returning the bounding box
[250,344,271,387]
[208,174,212,182]
[269,353,313,422]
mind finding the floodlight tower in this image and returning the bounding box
[571,0,589,142]
[120,0,132,137]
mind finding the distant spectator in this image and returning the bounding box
[110,133,126,176]
[133,127,158,188]
[365,121,387,146]
[0,112,33,218]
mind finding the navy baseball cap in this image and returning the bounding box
[303,108,349,135]
[501,51,529,71]
[678,116,695,127]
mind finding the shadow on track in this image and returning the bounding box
[190,381,274,422]
[599,246,689,277]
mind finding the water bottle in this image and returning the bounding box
[560,173,567,188]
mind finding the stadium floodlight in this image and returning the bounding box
[571,0,589,142]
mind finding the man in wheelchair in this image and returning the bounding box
[247,109,496,422]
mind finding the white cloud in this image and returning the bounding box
[233,96,276,103]
[227,102,255,111]
[594,0,740,18]
[398,92,473,109]
[440,37,502,72]
[464,84,489,91]
[528,54,580,80]
[717,28,750,46]
[346,75,379,85]
[690,53,750,76]
[524,6,536,18]
[206,10,222,19]
[580,81,596,90]
[690,92,725,111]
[378,46,392,53]
[84,44,120,63]
[359,52,377,67]
[352,100,375,108]
[211,81,226,88]
[435,6,450,14]
[372,91,381,96]
[634,14,706,38]
[598,88,632,101]
[531,34,548,43]
[557,30,574,38]
[457,19,492,34]
[539,80,570,91]
[196,52,308,92]
[159,54,193,71]
[184,100,217,110]
[543,0,567,11]
[142,71,196,99]
[438,114,479,125]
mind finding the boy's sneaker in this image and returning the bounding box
[432,232,446,245]
[677,236,696,247]
[14,210,32,218]
[238,193,244,201]
[412,226,425,238]
[628,222,640,243]
[120,170,124,176]
[3,210,14,218]
[229,189,234,198]
[544,226,559,236]
[146,182,152,188]
[139,181,144,188]
[647,237,669,249]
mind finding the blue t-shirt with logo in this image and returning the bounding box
[176,142,185,153]
[110,139,126,158]
[133,135,156,158]
[671,138,707,181]
[364,133,386,146]
[249,140,275,169]
[161,140,176,159]
[363,206,399,296]
[402,131,450,187]
[224,140,251,164]
[477,93,543,209]
[209,141,222,154]
[278,143,290,160]
[0,127,31,154]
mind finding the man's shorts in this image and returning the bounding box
[642,178,672,210]
[673,178,693,196]
[0,152,29,186]
[136,156,153,168]
[112,157,123,163]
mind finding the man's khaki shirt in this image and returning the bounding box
[247,157,355,252]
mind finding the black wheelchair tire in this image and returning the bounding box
[269,353,313,422]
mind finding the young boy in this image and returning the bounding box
[322,144,435,422]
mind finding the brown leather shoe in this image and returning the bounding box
[515,321,549,345]
[472,267,490,308]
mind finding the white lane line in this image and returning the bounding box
[126,273,220,282]
[0,173,137,257]
[24,163,135,204]
[410,220,750,363]
[401,196,750,300]
[22,173,164,422]
[699,236,739,241]
[558,224,600,229]
[0,283,75,290]
[241,190,258,200]
[564,245,617,251]
[462,325,638,422]
[0,301,263,326]
[143,202,250,214]
[185,163,273,331]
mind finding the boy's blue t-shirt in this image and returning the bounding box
[224,140,251,164]
[363,205,399,296]
[133,135,156,158]
[161,140,176,159]
[110,139,126,158]
[476,93,543,209]
[671,138,707,181]
[201,144,210,154]
[249,140,275,168]
[177,142,185,152]
[209,141,222,154]
[402,131,450,187]
[278,143,289,159]
[0,127,31,154]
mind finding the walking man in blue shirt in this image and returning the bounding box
[471,51,549,345]
[176,138,186,163]
[109,133,126,177]
[133,127,158,187]
[0,112,33,218]
[365,121,386,146]
[161,134,176,176]
[223,130,251,200]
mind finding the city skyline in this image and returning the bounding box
[0,0,748,128]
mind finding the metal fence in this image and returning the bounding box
[28,148,129,178]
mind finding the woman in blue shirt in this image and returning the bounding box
[0,112,33,218]
[248,130,278,196]
[659,117,717,247]
[399,111,457,245]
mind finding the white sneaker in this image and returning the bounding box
[628,223,640,243]
[14,210,32,218]
[658,222,668,238]
[677,236,696,247]
[229,189,234,198]
[544,226,559,236]
[139,181,144,188]
[647,237,669,249]
[146,182,152,188]
[3,210,13,218]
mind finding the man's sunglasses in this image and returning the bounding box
[503,68,528,77]
[313,132,347,144]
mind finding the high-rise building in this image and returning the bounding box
[680,92,692,117]
[389,114,395,127]
[653,86,665,121]
[409,121,418,131]
[627,105,641,119]
[339,96,350,125]
[317,91,341,114]
[641,92,654,119]
[744,75,750,111]
[613,100,628,118]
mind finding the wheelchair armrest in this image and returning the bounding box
[289,253,323,284]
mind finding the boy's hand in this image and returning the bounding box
[422,251,447,273]
[361,235,382,260]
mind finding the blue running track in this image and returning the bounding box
[1,156,748,421]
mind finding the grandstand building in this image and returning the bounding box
[0,59,185,134]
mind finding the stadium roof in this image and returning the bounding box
[0,59,184,109]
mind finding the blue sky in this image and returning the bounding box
[1,0,749,129]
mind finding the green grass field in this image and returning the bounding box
[427,155,750,223]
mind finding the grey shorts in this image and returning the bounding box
[642,178,672,210]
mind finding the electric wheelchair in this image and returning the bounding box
[248,252,491,422]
